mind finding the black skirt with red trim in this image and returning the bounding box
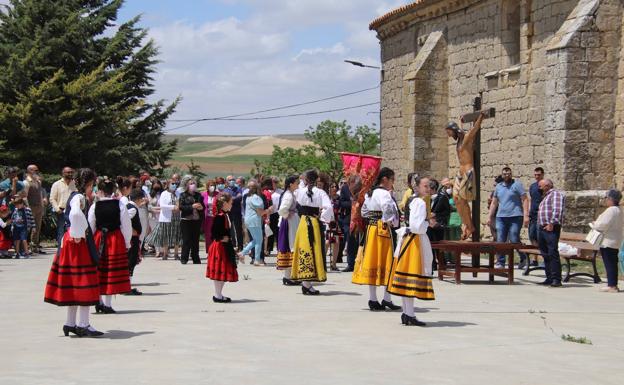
[95,229,131,295]
[44,231,100,306]
[206,241,238,282]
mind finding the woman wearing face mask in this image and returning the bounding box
[179,178,205,264]
[144,179,180,260]
[388,175,435,326]
[201,179,218,252]
[144,179,163,256]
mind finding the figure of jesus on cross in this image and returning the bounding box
[445,112,486,240]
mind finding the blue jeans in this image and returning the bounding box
[242,226,263,262]
[538,225,562,282]
[600,247,619,287]
[496,216,523,265]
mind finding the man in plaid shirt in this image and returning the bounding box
[537,179,565,287]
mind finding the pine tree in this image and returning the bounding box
[0,0,179,175]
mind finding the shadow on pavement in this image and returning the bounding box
[230,299,269,303]
[114,310,165,314]
[321,291,362,296]
[424,320,477,328]
[133,282,167,287]
[140,292,180,296]
[102,330,156,339]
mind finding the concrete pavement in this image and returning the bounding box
[0,248,622,385]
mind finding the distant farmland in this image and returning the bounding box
[165,134,311,178]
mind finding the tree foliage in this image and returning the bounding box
[0,0,179,175]
[253,120,380,182]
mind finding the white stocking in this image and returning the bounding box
[78,306,91,328]
[65,306,78,327]
[214,281,225,299]
[302,281,313,289]
[402,297,415,317]
[368,286,378,302]
[101,295,112,307]
[283,267,292,279]
[383,288,391,303]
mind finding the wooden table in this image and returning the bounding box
[431,241,537,284]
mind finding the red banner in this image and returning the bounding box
[340,152,382,233]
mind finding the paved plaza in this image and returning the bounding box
[1,248,622,385]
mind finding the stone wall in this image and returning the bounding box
[374,0,622,235]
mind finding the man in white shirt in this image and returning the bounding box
[49,167,77,246]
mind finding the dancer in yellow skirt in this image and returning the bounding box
[388,175,435,326]
[353,167,402,311]
[291,170,333,295]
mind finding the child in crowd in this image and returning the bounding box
[126,188,144,295]
[0,205,13,258]
[11,197,34,258]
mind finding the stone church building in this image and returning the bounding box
[370,0,623,233]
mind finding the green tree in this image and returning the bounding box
[253,120,379,181]
[185,158,206,187]
[0,0,179,175]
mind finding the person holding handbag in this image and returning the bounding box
[590,189,623,293]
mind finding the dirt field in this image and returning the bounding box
[186,136,311,158]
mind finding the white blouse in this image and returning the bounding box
[87,197,133,249]
[158,191,176,223]
[394,197,434,276]
[294,186,334,224]
[362,188,399,227]
[68,193,89,239]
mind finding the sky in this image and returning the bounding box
[108,0,410,135]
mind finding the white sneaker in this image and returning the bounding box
[494,263,504,269]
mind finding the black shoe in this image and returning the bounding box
[94,303,104,314]
[368,300,384,311]
[381,299,402,311]
[38,250,47,255]
[342,267,354,272]
[75,325,104,337]
[537,280,553,286]
[302,286,320,296]
[104,305,116,314]
[401,313,426,326]
[550,281,562,287]
[124,288,142,296]
[282,278,301,286]
[212,296,232,303]
[63,325,77,336]
[180,260,188,265]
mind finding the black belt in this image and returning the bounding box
[365,211,383,223]
[298,206,320,217]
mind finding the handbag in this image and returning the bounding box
[585,229,603,246]
[264,223,273,237]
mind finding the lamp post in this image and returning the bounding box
[345,60,382,153]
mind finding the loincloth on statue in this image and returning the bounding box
[453,168,476,201]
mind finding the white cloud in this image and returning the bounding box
[144,0,412,134]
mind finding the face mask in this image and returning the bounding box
[217,184,225,191]
[188,184,197,193]
[209,186,215,193]
[446,188,452,196]
[168,184,176,192]
[228,180,236,187]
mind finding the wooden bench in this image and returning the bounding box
[517,231,602,283]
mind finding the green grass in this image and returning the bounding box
[172,154,270,164]
[561,334,592,345]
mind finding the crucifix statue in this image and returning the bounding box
[445,95,495,241]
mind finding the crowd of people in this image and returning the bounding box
[0,161,622,337]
